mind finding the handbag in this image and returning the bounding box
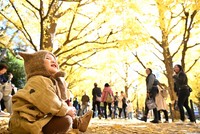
[106,93,113,103]
[96,95,102,102]
[146,97,156,110]
[182,85,192,92]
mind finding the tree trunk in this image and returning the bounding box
[42,1,58,51]
[162,38,176,100]
[125,86,128,98]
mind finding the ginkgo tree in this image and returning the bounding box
[0,0,141,90]
[131,0,200,103]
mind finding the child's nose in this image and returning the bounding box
[51,60,56,63]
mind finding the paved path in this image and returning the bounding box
[1,117,200,134]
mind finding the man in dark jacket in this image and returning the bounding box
[92,83,102,118]
[80,92,90,115]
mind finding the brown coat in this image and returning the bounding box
[9,76,69,134]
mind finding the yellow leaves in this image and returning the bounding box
[0,15,4,21]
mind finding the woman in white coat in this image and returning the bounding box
[155,84,169,123]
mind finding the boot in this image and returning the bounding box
[72,110,93,132]
[139,116,147,122]
[150,120,159,123]
[151,108,158,123]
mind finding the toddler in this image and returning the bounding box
[9,50,92,134]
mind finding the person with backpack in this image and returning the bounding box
[101,83,114,119]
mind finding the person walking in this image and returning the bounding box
[173,64,195,123]
[118,91,127,119]
[156,84,169,123]
[80,92,90,116]
[92,83,102,118]
[101,83,114,119]
[127,100,133,119]
[140,68,159,123]
[113,92,119,118]
[73,97,80,115]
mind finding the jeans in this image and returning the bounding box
[114,104,118,117]
[128,112,133,119]
[79,104,88,116]
[118,105,127,118]
[104,102,112,119]
[92,101,101,118]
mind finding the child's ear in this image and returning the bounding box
[18,52,33,61]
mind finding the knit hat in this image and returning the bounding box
[19,50,57,80]
[19,50,67,100]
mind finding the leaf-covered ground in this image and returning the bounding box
[83,118,200,134]
[1,117,200,134]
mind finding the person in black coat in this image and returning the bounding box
[92,83,102,118]
[173,64,195,123]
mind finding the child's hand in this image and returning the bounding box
[66,107,76,118]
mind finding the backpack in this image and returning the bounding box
[106,93,113,103]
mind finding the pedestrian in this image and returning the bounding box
[73,97,80,115]
[92,83,102,118]
[9,50,93,134]
[101,83,114,119]
[127,100,133,119]
[80,92,90,115]
[0,63,12,116]
[173,64,195,123]
[156,84,169,123]
[140,68,159,123]
[118,91,127,119]
[114,92,119,118]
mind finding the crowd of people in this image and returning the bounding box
[0,49,196,133]
[87,66,196,124]
[91,82,130,119]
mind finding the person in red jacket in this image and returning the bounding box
[101,83,114,119]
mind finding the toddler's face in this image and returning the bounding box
[44,53,59,75]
